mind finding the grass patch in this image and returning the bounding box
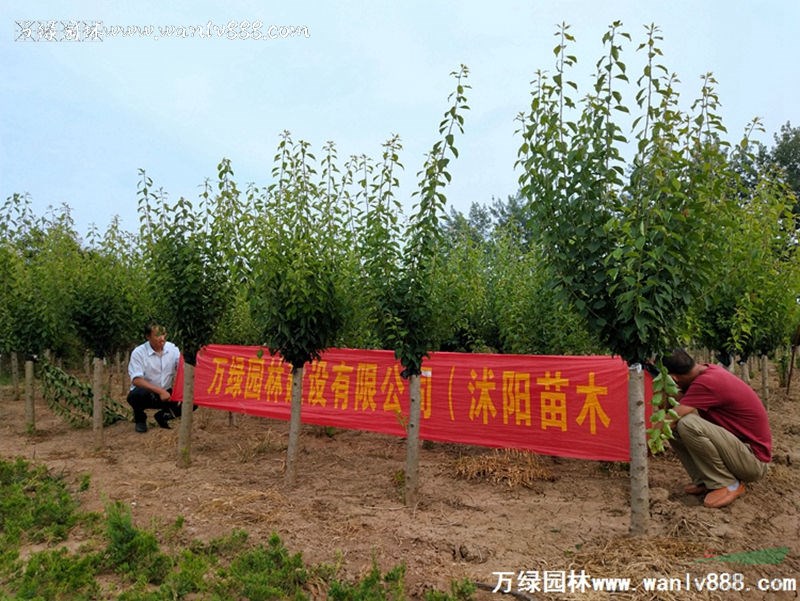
[8,547,100,601]
[0,458,478,600]
[0,458,80,578]
[214,533,308,600]
[328,562,405,600]
[101,501,172,584]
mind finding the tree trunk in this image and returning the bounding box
[92,357,104,450]
[787,345,796,393]
[24,359,35,432]
[628,364,649,535]
[404,373,422,507]
[761,355,769,408]
[285,365,304,487]
[11,352,20,401]
[177,362,196,468]
[113,351,121,395]
[120,351,129,397]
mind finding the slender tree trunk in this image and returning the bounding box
[177,362,195,468]
[786,345,795,393]
[11,352,20,401]
[113,351,120,395]
[24,359,35,432]
[103,354,112,397]
[285,365,304,487]
[761,355,769,407]
[92,357,104,450]
[120,351,128,397]
[628,364,649,535]
[404,373,422,507]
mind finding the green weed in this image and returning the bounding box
[187,528,249,558]
[101,500,172,584]
[328,561,405,601]
[0,459,476,600]
[214,533,308,600]
[424,579,476,601]
[159,548,214,599]
[0,459,77,551]
[8,547,99,601]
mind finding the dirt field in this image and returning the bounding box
[1,363,798,600]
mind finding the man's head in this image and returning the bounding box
[661,348,696,391]
[144,322,167,352]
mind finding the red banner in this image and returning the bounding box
[174,345,651,462]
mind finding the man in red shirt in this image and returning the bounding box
[661,349,772,508]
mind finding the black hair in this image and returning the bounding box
[661,348,695,375]
[143,321,165,338]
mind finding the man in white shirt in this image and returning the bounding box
[127,322,181,433]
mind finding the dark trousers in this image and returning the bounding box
[126,387,180,424]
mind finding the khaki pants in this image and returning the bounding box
[670,413,769,490]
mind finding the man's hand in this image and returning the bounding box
[673,403,697,420]
[132,377,171,401]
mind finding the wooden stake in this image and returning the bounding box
[92,357,104,450]
[24,359,35,432]
[177,362,196,468]
[11,352,20,401]
[787,345,796,394]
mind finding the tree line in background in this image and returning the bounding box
[1,23,799,394]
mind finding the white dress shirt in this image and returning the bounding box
[128,340,180,390]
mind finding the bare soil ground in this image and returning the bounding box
[1,364,798,600]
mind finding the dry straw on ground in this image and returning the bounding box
[452,449,557,488]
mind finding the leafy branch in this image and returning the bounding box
[388,65,471,375]
[41,361,129,427]
[647,363,680,454]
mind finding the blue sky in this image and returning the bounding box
[2,1,798,238]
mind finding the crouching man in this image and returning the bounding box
[127,322,181,433]
[661,349,771,508]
